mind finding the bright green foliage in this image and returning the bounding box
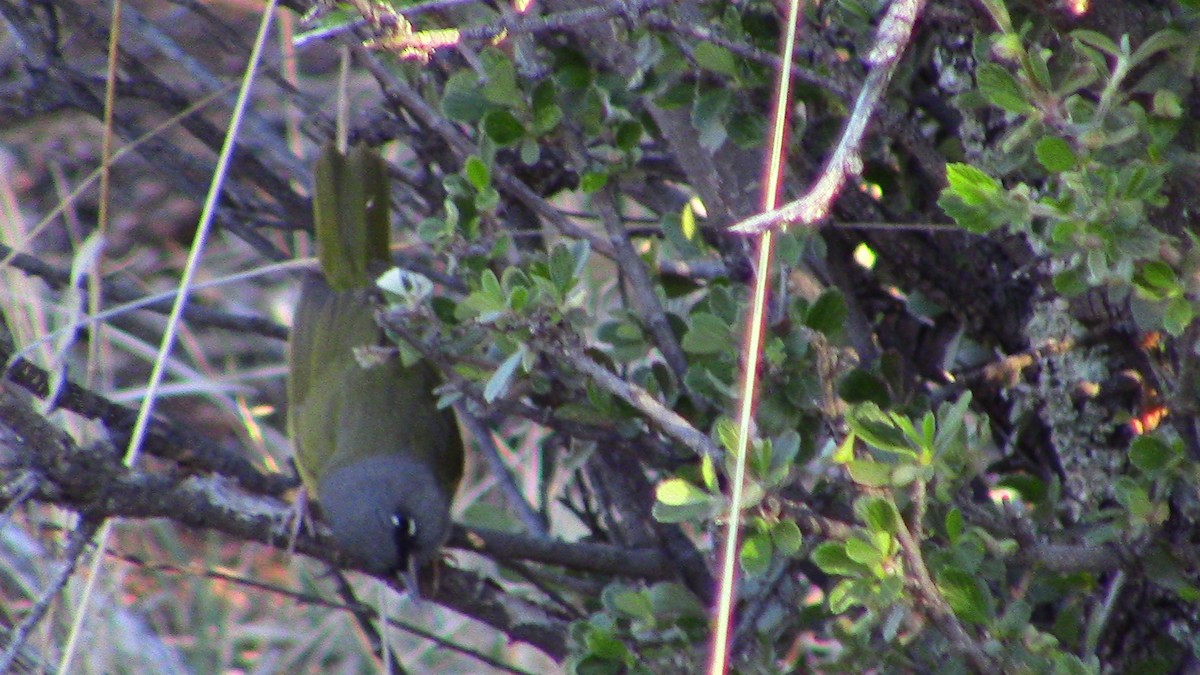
[568,583,708,674]
[939,19,1197,336]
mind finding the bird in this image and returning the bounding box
[287,142,463,589]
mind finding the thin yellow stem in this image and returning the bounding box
[708,1,802,672]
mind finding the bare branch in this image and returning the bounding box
[730,0,928,235]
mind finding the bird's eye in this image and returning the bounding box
[389,514,418,537]
[390,512,419,569]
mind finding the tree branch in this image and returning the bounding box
[730,0,928,235]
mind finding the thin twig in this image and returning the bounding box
[0,517,100,674]
[893,509,1000,672]
[457,407,549,537]
[494,558,587,621]
[589,181,689,381]
[558,343,721,460]
[0,248,294,343]
[644,12,851,99]
[1084,570,1124,658]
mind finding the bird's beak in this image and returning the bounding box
[399,557,421,600]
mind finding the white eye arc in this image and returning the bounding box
[389,513,418,537]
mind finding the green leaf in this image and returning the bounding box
[464,155,490,190]
[1134,261,1179,300]
[605,587,654,621]
[461,269,509,322]
[771,520,803,556]
[838,369,891,406]
[844,536,883,567]
[945,508,964,544]
[812,542,865,577]
[441,71,495,123]
[846,460,892,487]
[832,432,856,463]
[693,42,739,77]
[646,582,706,619]
[826,579,860,614]
[482,110,526,146]
[692,86,731,150]
[977,0,1012,32]
[771,430,802,468]
[573,655,622,674]
[700,453,718,492]
[976,63,1033,114]
[548,243,579,295]
[554,49,592,89]
[580,170,608,193]
[740,532,774,576]
[727,113,766,149]
[1071,30,1121,57]
[614,121,643,152]
[475,186,500,212]
[519,137,540,164]
[1129,436,1179,474]
[1153,89,1183,119]
[1053,268,1088,296]
[1113,477,1152,518]
[939,193,1004,234]
[656,477,709,506]
[533,103,564,135]
[484,347,525,402]
[480,47,522,107]
[935,392,973,454]
[856,496,898,534]
[944,163,1002,206]
[584,628,631,663]
[1165,295,1195,336]
[748,437,773,481]
[653,478,715,523]
[1027,47,1053,91]
[938,567,993,624]
[714,417,739,453]
[1035,137,1077,172]
[804,289,848,337]
[1129,29,1187,68]
[681,200,698,242]
[656,82,693,110]
[682,312,732,355]
[890,463,924,487]
[846,403,916,457]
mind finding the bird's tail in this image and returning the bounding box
[312,142,390,291]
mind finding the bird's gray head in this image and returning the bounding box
[317,454,452,574]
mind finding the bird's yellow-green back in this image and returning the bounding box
[287,143,463,506]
